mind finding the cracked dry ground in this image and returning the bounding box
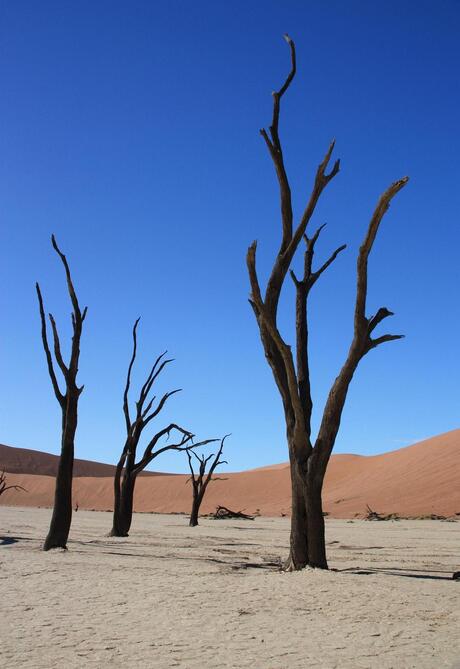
[1,507,459,668]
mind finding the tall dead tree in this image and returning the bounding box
[36,235,87,551]
[246,35,408,570]
[186,435,228,526]
[110,319,214,537]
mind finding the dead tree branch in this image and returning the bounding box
[211,506,255,521]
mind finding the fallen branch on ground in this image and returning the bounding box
[210,505,255,520]
[364,505,399,521]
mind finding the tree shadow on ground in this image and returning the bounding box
[336,566,454,581]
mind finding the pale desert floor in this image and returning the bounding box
[1,507,459,669]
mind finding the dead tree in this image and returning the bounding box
[246,35,408,570]
[186,435,228,526]
[0,471,26,496]
[110,319,214,537]
[36,235,87,551]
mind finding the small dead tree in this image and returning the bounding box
[0,471,26,496]
[247,36,408,570]
[186,435,228,526]
[36,235,87,551]
[110,319,214,537]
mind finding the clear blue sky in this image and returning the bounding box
[1,1,459,472]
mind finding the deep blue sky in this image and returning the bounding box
[1,1,459,472]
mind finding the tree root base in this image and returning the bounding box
[283,554,329,572]
[43,543,68,552]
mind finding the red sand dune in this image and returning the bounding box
[1,430,459,518]
[0,444,165,477]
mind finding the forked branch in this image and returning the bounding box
[50,234,86,325]
[355,178,408,329]
[36,283,65,407]
[122,318,180,438]
[187,435,229,491]
[290,226,346,290]
[253,36,341,320]
[314,177,409,465]
[36,235,87,404]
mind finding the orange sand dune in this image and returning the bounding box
[1,430,459,518]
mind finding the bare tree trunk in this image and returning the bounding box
[189,494,201,527]
[43,396,78,550]
[285,449,308,570]
[118,472,136,536]
[111,450,136,537]
[109,457,125,537]
[285,445,327,569]
[305,479,327,569]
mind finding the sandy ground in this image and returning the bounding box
[1,507,459,669]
